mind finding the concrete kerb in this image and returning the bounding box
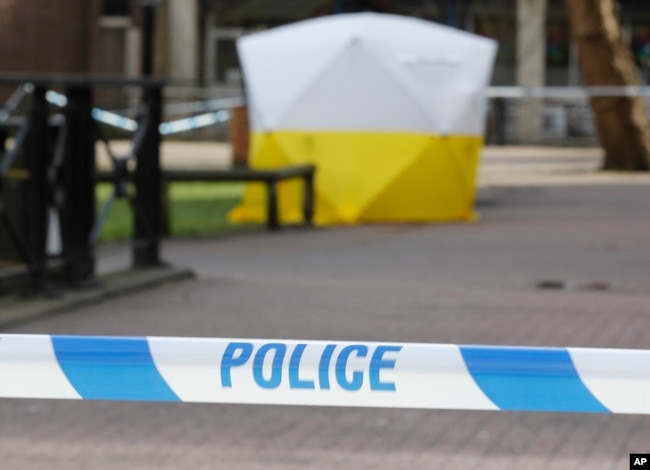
[0,266,195,328]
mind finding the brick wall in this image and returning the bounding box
[0,0,100,74]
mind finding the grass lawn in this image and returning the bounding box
[96,182,261,243]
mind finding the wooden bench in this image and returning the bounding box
[97,164,316,230]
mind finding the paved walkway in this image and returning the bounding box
[2,145,650,469]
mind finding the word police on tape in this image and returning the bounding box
[221,342,400,391]
[2,335,650,414]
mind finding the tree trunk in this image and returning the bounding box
[566,0,650,171]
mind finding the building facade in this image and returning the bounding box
[2,1,649,87]
[204,0,650,88]
[0,0,100,75]
[2,0,650,143]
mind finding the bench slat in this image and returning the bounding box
[95,165,315,183]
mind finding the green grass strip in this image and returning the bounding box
[96,182,260,243]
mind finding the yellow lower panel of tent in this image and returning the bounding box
[229,130,482,225]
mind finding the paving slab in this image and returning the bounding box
[1,145,650,469]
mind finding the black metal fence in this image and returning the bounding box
[485,88,650,146]
[0,74,164,293]
[485,96,599,146]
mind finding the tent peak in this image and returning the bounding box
[239,12,496,52]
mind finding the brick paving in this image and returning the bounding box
[1,147,650,468]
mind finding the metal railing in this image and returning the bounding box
[0,74,164,292]
[486,86,650,146]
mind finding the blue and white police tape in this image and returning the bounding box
[486,85,650,99]
[90,108,229,135]
[164,97,246,115]
[1,335,649,413]
[45,90,139,132]
[45,90,232,135]
[45,90,69,108]
[91,108,139,132]
[159,110,230,136]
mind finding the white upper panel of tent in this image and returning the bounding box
[237,12,497,136]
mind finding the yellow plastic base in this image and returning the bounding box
[229,130,482,225]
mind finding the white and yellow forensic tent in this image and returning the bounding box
[230,12,497,225]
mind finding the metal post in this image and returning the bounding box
[141,2,156,76]
[160,177,171,236]
[61,85,95,285]
[134,85,162,267]
[22,86,49,290]
[447,0,458,28]
[303,172,314,226]
[266,180,279,230]
[0,127,6,153]
[493,98,507,145]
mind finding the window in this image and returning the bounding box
[102,0,131,17]
[632,24,650,68]
[474,16,515,66]
[546,22,569,67]
[216,39,242,83]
